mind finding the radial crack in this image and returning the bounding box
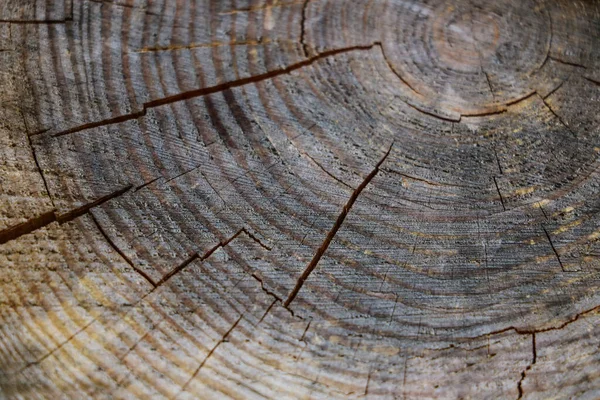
[156,228,271,286]
[584,76,600,86]
[0,211,56,245]
[20,110,55,207]
[493,176,506,211]
[517,333,537,399]
[0,185,132,245]
[50,44,380,138]
[17,318,97,372]
[300,0,311,57]
[175,315,244,398]
[493,148,503,175]
[538,94,576,138]
[483,71,495,97]
[284,144,393,307]
[548,55,587,69]
[134,176,162,192]
[542,225,565,272]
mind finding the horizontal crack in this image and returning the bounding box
[134,38,281,53]
[0,185,132,245]
[0,19,70,24]
[218,0,306,15]
[549,55,587,69]
[480,304,600,339]
[49,43,380,138]
[304,152,353,189]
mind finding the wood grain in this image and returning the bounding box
[1,0,599,398]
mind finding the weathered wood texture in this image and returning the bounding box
[1,0,600,398]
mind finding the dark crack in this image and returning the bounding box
[517,333,536,399]
[49,44,381,139]
[0,185,132,245]
[493,176,506,211]
[175,315,244,398]
[156,228,271,286]
[300,0,311,57]
[284,144,393,307]
[542,225,565,272]
[90,213,157,287]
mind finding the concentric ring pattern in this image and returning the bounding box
[1,0,600,398]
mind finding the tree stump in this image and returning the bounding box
[1,0,599,398]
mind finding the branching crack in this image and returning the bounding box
[0,185,132,245]
[542,78,567,100]
[49,44,380,138]
[284,144,393,307]
[156,228,271,286]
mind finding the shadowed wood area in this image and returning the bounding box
[1,0,600,398]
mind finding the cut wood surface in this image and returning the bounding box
[1,0,599,398]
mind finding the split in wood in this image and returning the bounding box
[284,143,393,307]
[0,185,132,245]
[156,228,272,287]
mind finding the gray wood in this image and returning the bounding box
[1,0,599,398]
